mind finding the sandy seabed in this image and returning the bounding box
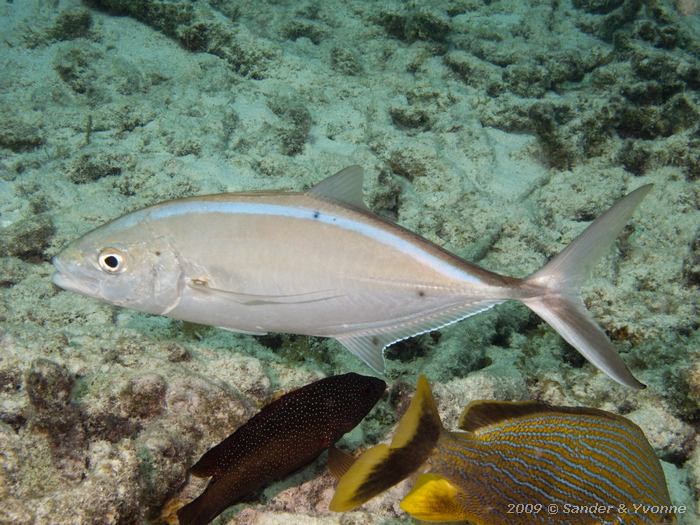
[0,1,698,524]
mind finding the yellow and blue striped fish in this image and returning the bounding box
[330,376,674,525]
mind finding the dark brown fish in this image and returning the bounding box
[177,372,386,525]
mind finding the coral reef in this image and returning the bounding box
[0,0,698,523]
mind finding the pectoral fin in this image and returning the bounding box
[187,279,342,306]
[328,446,356,480]
[400,474,464,522]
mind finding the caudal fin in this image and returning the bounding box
[521,185,652,389]
[329,376,442,511]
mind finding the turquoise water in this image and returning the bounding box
[0,1,698,524]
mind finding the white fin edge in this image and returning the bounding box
[335,301,501,373]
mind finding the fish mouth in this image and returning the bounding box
[51,256,100,297]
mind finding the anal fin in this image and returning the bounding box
[335,300,501,373]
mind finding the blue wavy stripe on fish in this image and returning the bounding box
[331,376,675,525]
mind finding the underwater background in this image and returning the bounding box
[0,0,698,524]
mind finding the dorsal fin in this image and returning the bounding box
[329,375,442,512]
[307,165,368,210]
[458,400,553,432]
[459,400,634,432]
[391,375,442,449]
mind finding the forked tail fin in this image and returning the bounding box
[521,184,652,389]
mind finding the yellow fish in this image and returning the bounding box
[331,376,675,525]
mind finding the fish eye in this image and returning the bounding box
[98,248,126,273]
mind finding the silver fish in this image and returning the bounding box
[52,166,651,388]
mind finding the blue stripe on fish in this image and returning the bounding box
[148,200,486,285]
[491,424,665,495]
[331,377,675,525]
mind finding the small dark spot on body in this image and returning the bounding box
[155,251,161,256]
[417,290,426,298]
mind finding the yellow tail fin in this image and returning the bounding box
[330,375,442,511]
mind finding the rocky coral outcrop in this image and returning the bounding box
[0,0,697,523]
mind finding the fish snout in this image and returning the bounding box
[51,255,99,296]
[51,256,69,289]
[368,376,387,398]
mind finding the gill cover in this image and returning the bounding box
[94,238,183,315]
